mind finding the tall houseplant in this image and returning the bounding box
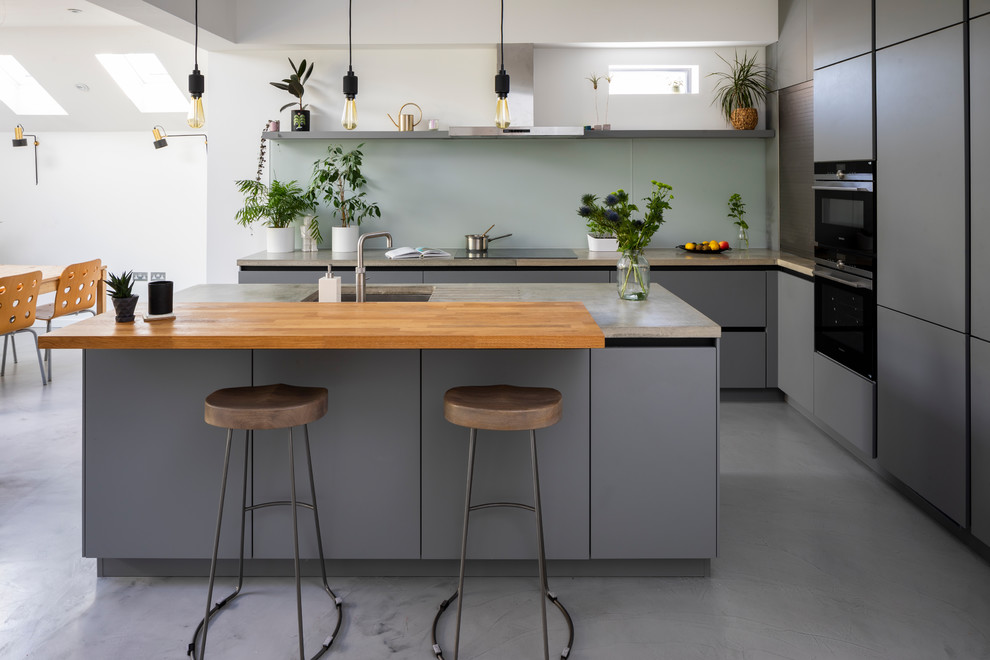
[310,143,382,252]
[709,50,771,130]
[271,57,314,131]
[235,178,316,253]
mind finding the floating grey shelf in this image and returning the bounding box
[262,129,775,140]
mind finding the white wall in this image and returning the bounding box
[0,132,207,298]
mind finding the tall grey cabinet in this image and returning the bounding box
[811,0,873,69]
[875,0,963,48]
[973,14,990,342]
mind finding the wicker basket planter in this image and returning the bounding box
[730,107,759,130]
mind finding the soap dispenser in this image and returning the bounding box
[318,266,342,302]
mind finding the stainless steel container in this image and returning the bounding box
[465,233,511,253]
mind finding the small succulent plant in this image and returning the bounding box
[105,270,135,299]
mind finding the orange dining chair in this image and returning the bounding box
[35,259,101,382]
[0,270,47,386]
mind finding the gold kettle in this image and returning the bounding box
[387,102,422,132]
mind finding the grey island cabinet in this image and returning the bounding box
[40,283,721,578]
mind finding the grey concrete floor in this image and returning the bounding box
[2,344,990,659]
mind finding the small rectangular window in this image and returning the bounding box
[96,53,187,113]
[0,55,68,115]
[607,65,699,95]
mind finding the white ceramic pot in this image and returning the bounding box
[332,225,360,253]
[266,226,296,253]
[300,215,318,252]
[587,234,619,251]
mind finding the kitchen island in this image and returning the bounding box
[40,283,720,578]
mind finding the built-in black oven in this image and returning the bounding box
[813,160,875,253]
[814,259,876,380]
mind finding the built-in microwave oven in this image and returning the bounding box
[813,160,875,255]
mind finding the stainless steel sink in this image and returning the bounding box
[339,292,432,302]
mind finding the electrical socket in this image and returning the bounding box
[150,272,166,281]
[133,272,148,281]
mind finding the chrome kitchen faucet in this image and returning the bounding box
[355,231,392,302]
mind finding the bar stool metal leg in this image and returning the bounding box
[531,430,550,660]
[197,428,234,659]
[288,427,306,660]
[452,428,478,660]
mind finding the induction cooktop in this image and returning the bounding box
[454,248,578,259]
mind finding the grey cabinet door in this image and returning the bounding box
[875,0,963,48]
[813,54,874,161]
[421,350,590,560]
[252,350,421,559]
[777,0,812,88]
[975,0,990,18]
[777,273,815,411]
[84,350,253,559]
[877,306,967,525]
[721,331,767,388]
[652,270,767,327]
[811,0,873,69]
[876,26,966,331]
[813,353,876,457]
[972,338,990,545]
[423,269,608,284]
[590,347,718,559]
[972,15,990,342]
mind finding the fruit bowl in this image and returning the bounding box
[677,243,733,254]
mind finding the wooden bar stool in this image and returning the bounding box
[431,384,575,660]
[189,383,343,660]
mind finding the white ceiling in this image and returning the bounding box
[0,0,135,27]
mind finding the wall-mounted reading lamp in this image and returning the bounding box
[12,124,40,185]
[152,125,208,152]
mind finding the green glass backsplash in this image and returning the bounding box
[267,137,767,249]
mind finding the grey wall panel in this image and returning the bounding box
[876,27,966,331]
[811,0,873,69]
[972,338,990,545]
[251,350,421,560]
[590,347,717,558]
[813,353,876,457]
[814,54,874,161]
[877,306,967,524]
[652,270,767,327]
[423,269,608,284]
[721,332,767,388]
[421,350,590,560]
[777,273,815,411]
[84,350,252,558]
[973,15,990,341]
[239,268,423,285]
[876,0,963,48]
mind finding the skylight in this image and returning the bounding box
[0,56,68,115]
[96,53,187,113]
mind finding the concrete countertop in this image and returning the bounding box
[237,248,815,277]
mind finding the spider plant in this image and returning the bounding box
[708,51,772,124]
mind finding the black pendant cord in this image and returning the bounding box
[193,0,199,70]
[499,0,504,72]
[348,0,353,74]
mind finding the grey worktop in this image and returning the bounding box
[237,248,815,277]
[176,282,721,339]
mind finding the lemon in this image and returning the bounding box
[685,242,695,250]
[709,241,720,250]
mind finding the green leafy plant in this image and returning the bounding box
[577,180,674,252]
[727,193,748,231]
[270,57,314,112]
[105,270,135,299]
[234,178,316,229]
[310,143,382,228]
[708,50,771,124]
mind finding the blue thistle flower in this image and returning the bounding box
[633,219,645,229]
[604,194,619,206]
[577,205,592,217]
[605,210,620,222]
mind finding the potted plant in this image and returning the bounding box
[310,143,382,253]
[235,178,316,253]
[271,57,314,131]
[728,192,749,249]
[577,192,620,251]
[586,72,612,130]
[105,270,138,323]
[577,180,674,300]
[708,50,771,130]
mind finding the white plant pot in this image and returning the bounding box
[587,234,619,251]
[332,225,360,253]
[266,226,296,253]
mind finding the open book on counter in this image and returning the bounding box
[385,247,452,259]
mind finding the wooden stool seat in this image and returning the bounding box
[444,384,562,431]
[204,383,328,430]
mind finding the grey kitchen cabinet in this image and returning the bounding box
[421,349,591,560]
[777,272,815,412]
[590,347,718,559]
[811,0,873,69]
[239,267,424,285]
[813,54,874,161]
[971,338,990,545]
[813,353,876,457]
[721,332,767,388]
[973,14,990,342]
[877,306,967,525]
[875,0,963,48]
[876,26,966,332]
[84,350,253,559]
[423,268,608,284]
[776,0,812,88]
[251,350,421,560]
[976,0,990,18]
[652,270,766,327]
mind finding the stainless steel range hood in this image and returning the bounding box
[449,43,584,138]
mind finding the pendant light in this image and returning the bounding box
[494,0,510,129]
[341,0,358,130]
[187,0,205,128]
